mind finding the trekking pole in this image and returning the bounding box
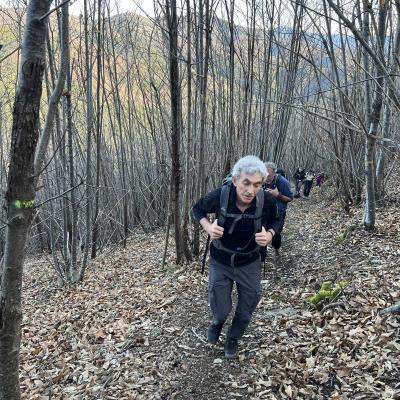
[263,257,267,278]
[201,235,211,274]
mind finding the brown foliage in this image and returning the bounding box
[20,187,399,399]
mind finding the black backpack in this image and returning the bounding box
[201,181,264,273]
[222,173,232,185]
[264,173,282,190]
[277,168,286,178]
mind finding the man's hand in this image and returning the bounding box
[206,219,224,240]
[255,226,273,246]
[266,187,279,197]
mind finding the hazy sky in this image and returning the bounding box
[70,0,154,16]
[0,0,155,16]
[0,0,336,33]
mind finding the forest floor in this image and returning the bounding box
[21,184,400,400]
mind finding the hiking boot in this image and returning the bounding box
[207,322,223,344]
[224,337,239,359]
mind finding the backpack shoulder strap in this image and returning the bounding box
[219,183,264,233]
[218,182,231,227]
[253,189,264,233]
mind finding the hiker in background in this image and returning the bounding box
[303,170,315,198]
[293,168,305,198]
[192,156,279,359]
[316,172,326,193]
[264,162,293,255]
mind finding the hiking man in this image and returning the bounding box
[192,156,279,359]
[303,170,315,197]
[293,167,305,197]
[263,162,293,254]
[316,172,326,193]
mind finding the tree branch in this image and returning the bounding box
[39,0,73,21]
[0,0,73,65]
[379,302,400,315]
[34,178,84,209]
[325,0,400,110]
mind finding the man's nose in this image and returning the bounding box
[248,186,257,195]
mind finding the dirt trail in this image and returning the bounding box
[158,192,330,399]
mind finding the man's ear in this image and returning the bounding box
[232,175,238,187]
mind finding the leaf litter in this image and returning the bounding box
[21,187,400,399]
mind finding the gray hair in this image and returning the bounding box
[264,161,277,172]
[232,155,267,178]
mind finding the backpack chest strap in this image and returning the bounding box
[219,184,264,234]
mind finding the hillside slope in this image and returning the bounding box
[21,184,400,399]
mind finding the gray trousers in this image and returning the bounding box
[208,257,262,339]
[295,179,303,194]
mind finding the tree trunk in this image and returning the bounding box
[65,52,78,281]
[34,2,68,181]
[181,0,193,262]
[0,1,52,398]
[91,0,103,259]
[375,1,400,199]
[362,0,388,230]
[223,0,235,177]
[79,0,94,280]
[166,0,184,263]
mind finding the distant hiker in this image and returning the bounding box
[303,170,315,197]
[293,168,305,198]
[192,155,279,359]
[263,162,293,255]
[316,172,326,194]
[316,172,325,186]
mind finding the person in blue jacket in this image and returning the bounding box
[263,162,293,254]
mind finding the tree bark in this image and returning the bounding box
[181,0,193,262]
[34,2,68,181]
[380,302,400,315]
[91,0,103,259]
[363,0,388,230]
[223,0,235,177]
[79,0,94,280]
[0,1,52,398]
[166,0,184,263]
[375,1,400,198]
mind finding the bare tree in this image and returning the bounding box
[0,1,52,398]
[181,0,193,261]
[326,0,396,229]
[165,0,184,263]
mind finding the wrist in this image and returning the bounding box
[267,229,275,237]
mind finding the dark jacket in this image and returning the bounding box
[192,185,279,266]
[263,174,293,213]
[294,170,305,181]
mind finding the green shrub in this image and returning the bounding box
[306,280,347,309]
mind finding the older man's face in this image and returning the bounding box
[266,168,275,182]
[232,173,263,207]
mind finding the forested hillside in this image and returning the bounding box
[1,1,398,261]
[0,0,399,399]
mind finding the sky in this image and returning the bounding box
[0,0,155,17]
[69,0,154,17]
[0,0,338,34]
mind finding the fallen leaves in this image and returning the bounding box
[19,188,400,399]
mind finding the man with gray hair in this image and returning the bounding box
[193,155,280,358]
[264,161,293,254]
